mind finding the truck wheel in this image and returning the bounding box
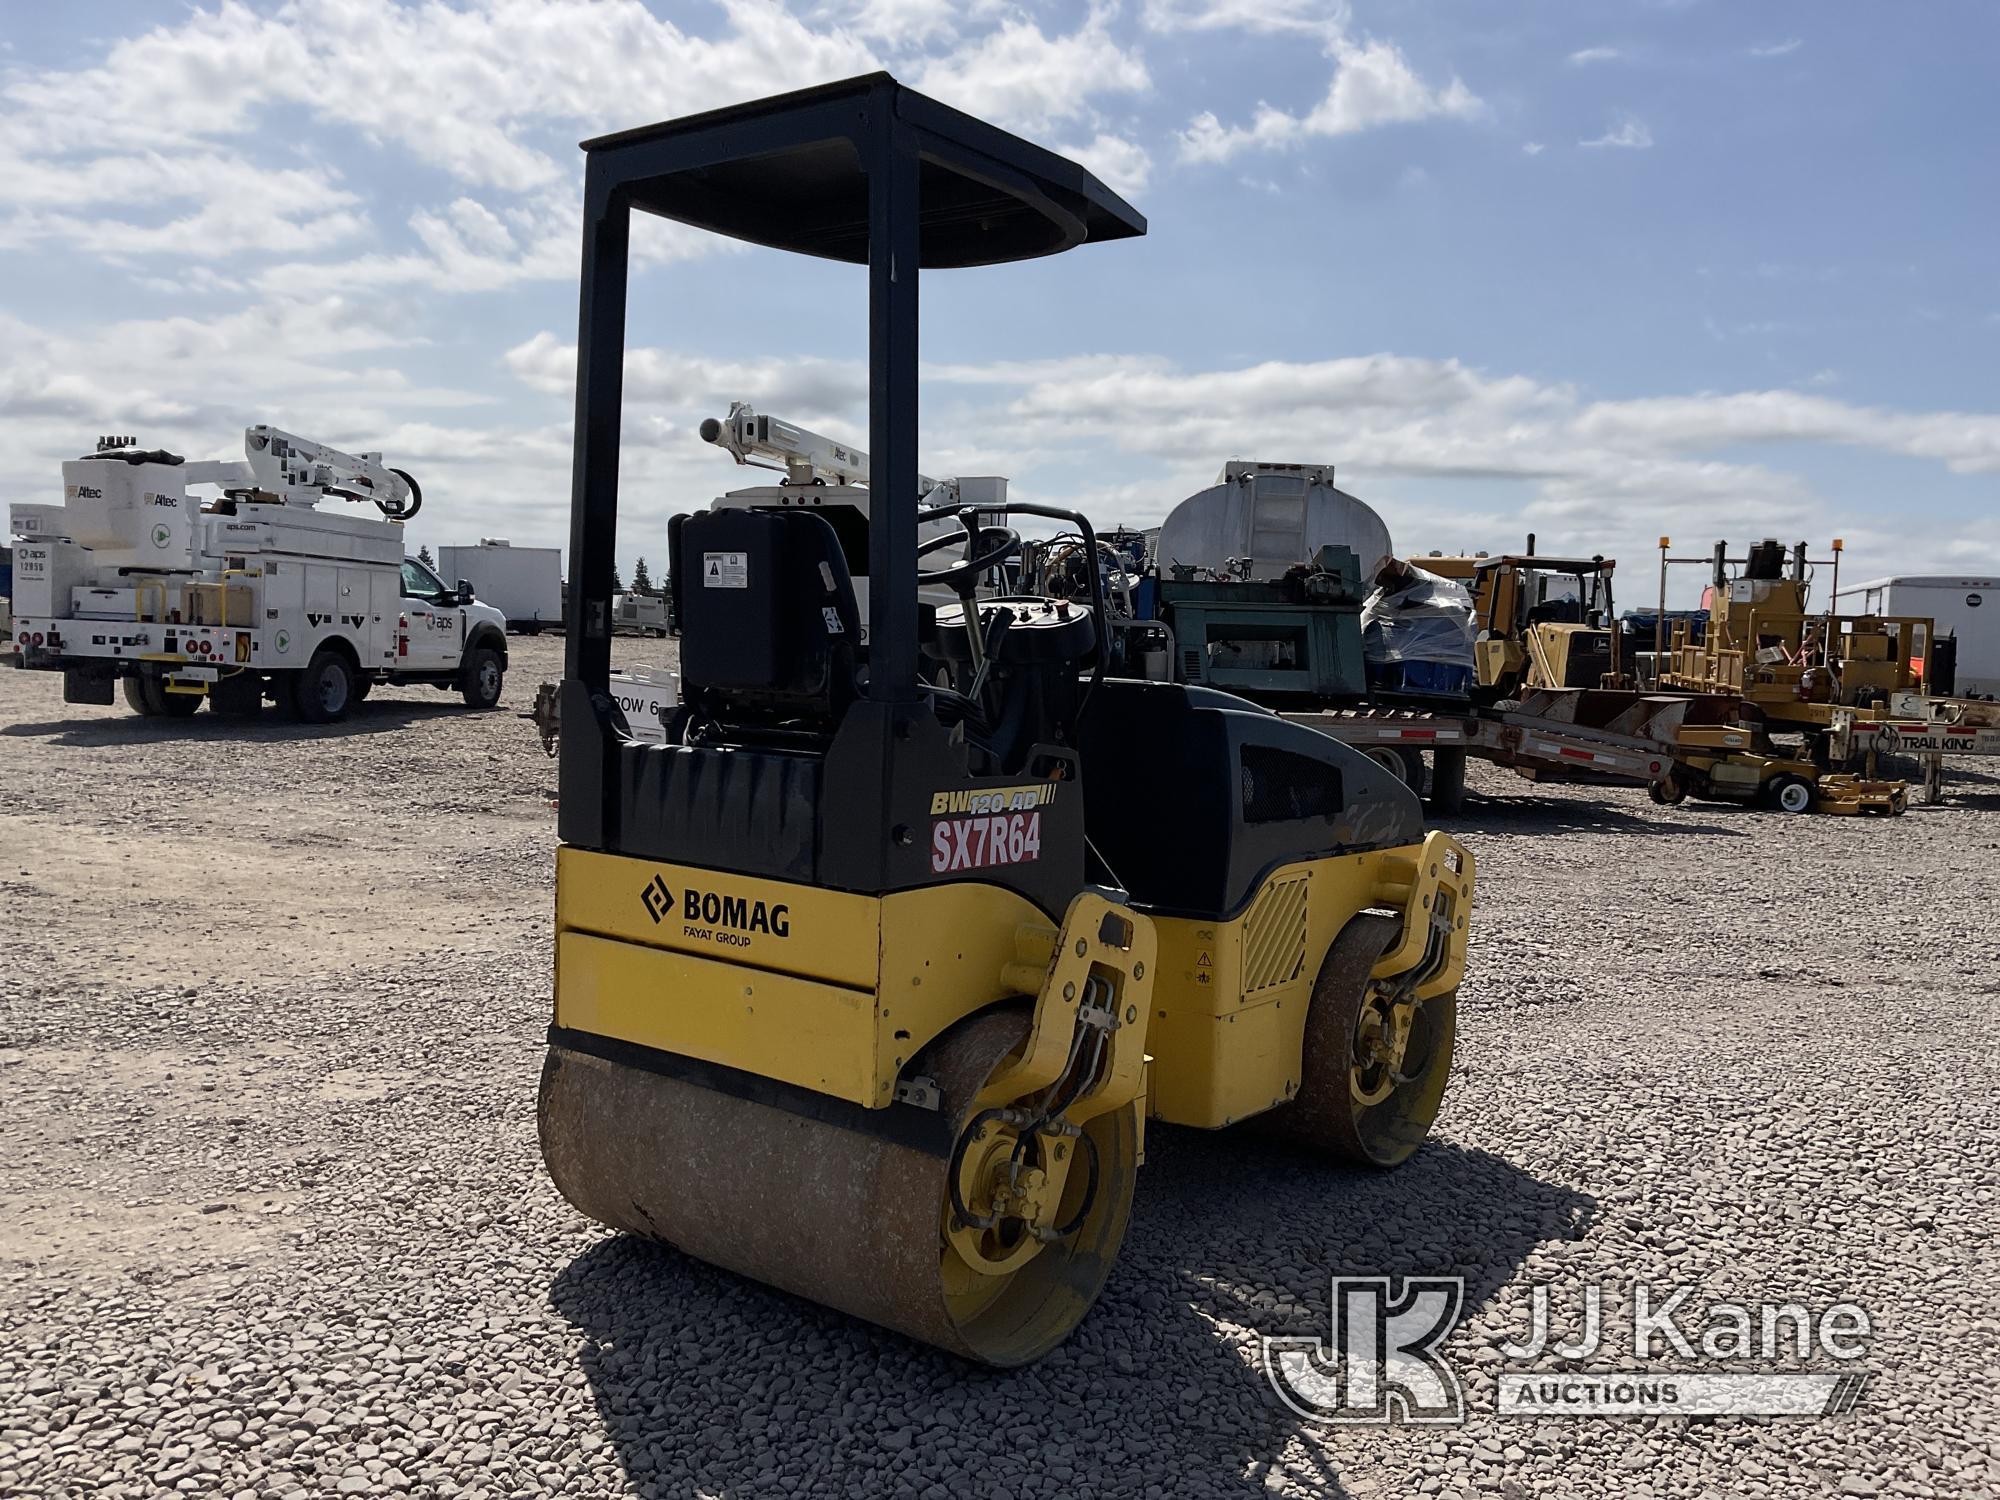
[124,671,198,717]
[122,674,161,717]
[461,647,503,710]
[1427,747,1467,815]
[292,650,355,723]
[350,676,373,704]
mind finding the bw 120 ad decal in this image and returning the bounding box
[928,783,1057,874]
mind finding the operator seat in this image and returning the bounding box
[669,507,863,730]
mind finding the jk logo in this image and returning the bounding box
[1264,1276,1466,1425]
[640,874,674,924]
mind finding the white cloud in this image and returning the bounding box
[504,332,868,430]
[1523,141,1547,156]
[0,0,881,275]
[1749,38,1803,58]
[1141,0,1347,39]
[1567,46,1622,66]
[913,12,1150,134]
[1066,133,1153,197]
[1575,390,2000,474]
[1581,116,1653,150]
[827,0,990,47]
[0,297,498,523]
[911,348,2000,576]
[0,149,365,259]
[0,0,1161,286]
[1179,37,1481,162]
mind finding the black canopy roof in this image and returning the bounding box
[580,72,1146,269]
[1474,553,1616,575]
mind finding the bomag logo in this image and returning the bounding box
[641,874,790,941]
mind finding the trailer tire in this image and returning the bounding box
[292,650,355,723]
[1427,747,1467,814]
[1362,745,1425,793]
[122,674,161,717]
[461,646,504,710]
[1769,774,1816,815]
[157,688,200,718]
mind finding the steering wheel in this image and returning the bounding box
[916,520,1021,593]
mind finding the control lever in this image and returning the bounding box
[965,606,1016,706]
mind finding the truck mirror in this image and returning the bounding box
[456,578,475,603]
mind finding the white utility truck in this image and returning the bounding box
[438,539,562,634]
[9,428,508,722]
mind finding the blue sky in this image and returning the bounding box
[2,0,1994,603]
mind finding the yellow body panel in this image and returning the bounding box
[557,847,881,988]
[554,829,1469,1129]
[877,882,1053,1080]
[556,930,879,1100]
[1142,835,1473,1129]
[555,849,1129,1109]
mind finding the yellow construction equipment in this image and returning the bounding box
[1654,726,1908,816]
[1658,538,1933,729]
[1423,541,1626,699]
[537,76,1476,1366]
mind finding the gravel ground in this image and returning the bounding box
[3,633,1996,1499]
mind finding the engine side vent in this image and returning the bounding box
[1242,871,1309,995]
[1240,743,1346,823]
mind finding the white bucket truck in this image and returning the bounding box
[9,428,508,722]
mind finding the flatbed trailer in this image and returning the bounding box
[1279,685,1923,817]
[1279,690,1690,813]
[1831,698,2000,802]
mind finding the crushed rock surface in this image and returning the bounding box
[3,634,1996,1498]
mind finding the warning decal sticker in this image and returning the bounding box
[703,551,749,589]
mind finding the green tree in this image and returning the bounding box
[632,556,654,596]
[611,565,625,593]
[417,543,435,568]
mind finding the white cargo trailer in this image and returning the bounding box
[1837,575,2000,697]
[438,539,562,634]
[611,591,670,636]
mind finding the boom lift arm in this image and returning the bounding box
[701,401,966,500]
[150,425,421,518]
